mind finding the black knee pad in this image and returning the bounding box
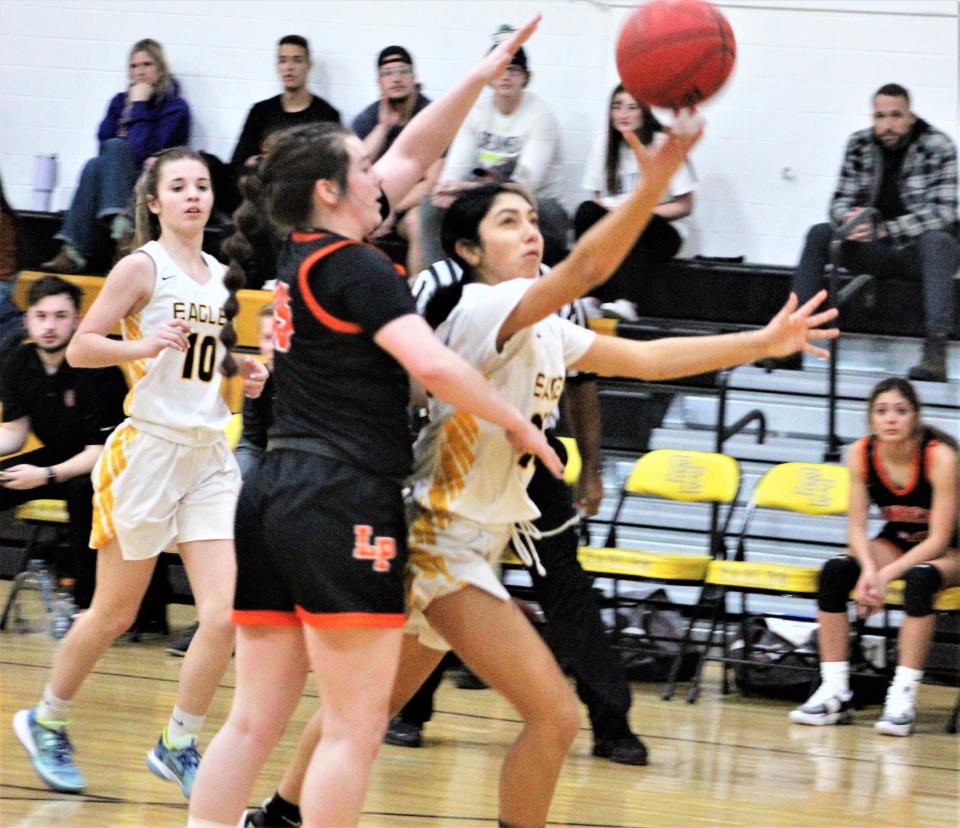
[902,564,943,617]
[817,556,861,613]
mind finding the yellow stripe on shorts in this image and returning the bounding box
[90,422,137,549]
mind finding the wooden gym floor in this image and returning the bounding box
[1,601,957,828]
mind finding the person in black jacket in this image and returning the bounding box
[0,276,126,609]
[230,35,340,174]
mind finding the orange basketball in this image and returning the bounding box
[616,0,736,109]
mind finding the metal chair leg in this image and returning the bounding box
[686,584,726,704]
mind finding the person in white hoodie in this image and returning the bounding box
[421,33,568,267]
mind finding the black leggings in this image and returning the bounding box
[573,200,682,305]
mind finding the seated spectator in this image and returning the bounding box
[230,35,340,174]
[0,175,23,342]
[787,83,959,381]
[0,276,127,610]
[575,85,696,322]
[790,378,958,736]
[42,39,190,274]
[421,28,567,266]
[353,46,436,276]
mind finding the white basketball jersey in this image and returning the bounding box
[121,241,231,436]
[410,278,595,525]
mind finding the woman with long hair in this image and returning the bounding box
[241,111,837,828]
[43,39,190,273]
[14,147,267,797]
[575,84,695,321]
[790,377,959,735]
[186,21,567,828]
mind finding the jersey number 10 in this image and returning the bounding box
[181,333,218,382]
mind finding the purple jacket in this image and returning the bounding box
[97,78,190,166]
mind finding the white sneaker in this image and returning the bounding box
[874,685,916,737]
[789,684,853,726]
[599,299,639,322]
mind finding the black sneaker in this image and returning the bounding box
[452,666,487,690]
[383,716,422,748]
[244,796,302,827]
[165,623,198,657]
[592,734,648,766]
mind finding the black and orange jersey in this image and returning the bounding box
[268,231,417,481]
[859,432,941,549]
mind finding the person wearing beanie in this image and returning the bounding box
[421,27,568,267]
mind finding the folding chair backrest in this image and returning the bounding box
[625,450,740,504]
[557,436,581,487]
[752,462,849,515]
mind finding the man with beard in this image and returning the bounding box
[0,277,126,609]
[785,83,958,381]
[353,46,437,276]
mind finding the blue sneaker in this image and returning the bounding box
[145,733,200,798]
[13,707,86,793]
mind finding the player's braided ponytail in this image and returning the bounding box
[218,173,263,377]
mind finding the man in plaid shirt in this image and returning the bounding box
[789,83,958,382]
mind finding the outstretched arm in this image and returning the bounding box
[570,291,839,380]
[375,17,540,208]
[496,111,702,346]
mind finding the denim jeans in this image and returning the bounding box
[792,222,959,337]
[56,138,139,259]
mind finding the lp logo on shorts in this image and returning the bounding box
[352,525,397,572]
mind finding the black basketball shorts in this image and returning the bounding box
[232,448,407,628]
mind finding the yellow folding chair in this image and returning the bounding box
[700,462,849,699]
[589,449,742,697]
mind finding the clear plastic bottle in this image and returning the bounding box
[51,590,76,640]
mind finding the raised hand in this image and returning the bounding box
[476,16,541,83]
[623,108,704,178]
[757,290,839,360]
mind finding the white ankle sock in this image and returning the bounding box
[891,665,923,695]
[820,661,850,695]
[166,705,205,745]
[37,684,72,726]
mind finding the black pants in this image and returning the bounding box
[398,435,634,741]
[574,200,682,306]
[0,448,96,609]
[792,223,959,337]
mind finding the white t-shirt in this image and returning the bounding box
[410,278,595,525]
[122,240,231,440]
[441,92,564,200]
[582,131,696,238]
